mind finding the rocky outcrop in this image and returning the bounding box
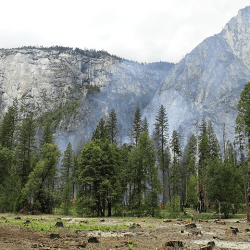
[143,6,250,144]
[0,47,174,151]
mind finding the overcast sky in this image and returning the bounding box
[0,0,249,63]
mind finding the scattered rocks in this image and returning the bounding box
[245,229,250,232]
[163,220,172,222]
[76,242,87,248]
[192,230,202,236]
[208,241,215,246]
[215,220,226,225]
[186,223,197,229]
[55,221,64,227]
[230,226,239,232]
[165,241,183,248]
[99,219,105,222]
[14,217,21,220]
[49,233,60,239]
[88,237,99,243]
[200,245,213,250]
[225,228,237,235]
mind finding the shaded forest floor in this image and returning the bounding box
[0,213,250,249]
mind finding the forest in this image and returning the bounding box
[0,82,250,220]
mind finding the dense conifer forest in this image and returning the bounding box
[0,82,250,219]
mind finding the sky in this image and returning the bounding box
[0,0,249,63]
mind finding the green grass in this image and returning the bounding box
[147,225,155,228]
[245,233,250,236]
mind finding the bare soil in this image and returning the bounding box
[0,215,250,249]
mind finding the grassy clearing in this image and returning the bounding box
[0,215,131,233]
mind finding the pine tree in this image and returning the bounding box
[169,130,182,197]
[60,142,74,215]
[154,105,169,205]
[132,107,142,146]
[207,121,220,159]
[92,118,108,141]
[106,108,118,144]
[0,98,18,150]
[141,117,149,133]
[16,112,37,186]
[128,131,158,216]
[40,121,54,151]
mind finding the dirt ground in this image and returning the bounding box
[0,215,250,250]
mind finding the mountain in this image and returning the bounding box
[0,46,174,152]
[143,6,250,145]
[1,7,250,151]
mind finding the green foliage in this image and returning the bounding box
[92,118,108,141]
[154,104,169,205]
[76,139,122,217]
[23,143,61,213]
[205,158,243,218]
[132,106,142,146]
[16,112,37,186]
[186,175,198,206]
[85,84,100,95]
[36,100,78,128]
[168,195,181,218]
[0,98,18,149]
[106,108,118,144]
[236,82,250,144]
[170,130,182,196]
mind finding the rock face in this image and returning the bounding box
[0,47,174,151]
[1,7,250,151]
[143,6,250,144]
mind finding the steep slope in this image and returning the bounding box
[0,47,174,151]
[144,6,250,143]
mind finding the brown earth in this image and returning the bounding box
[0,215,250,250]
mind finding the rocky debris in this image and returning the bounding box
[99,219,105,222]
[14,217,21,220]
[1,217,6,220]
[163,220,172,223]
[192,230,202,236]
[230,226,239,232]
[200,245,213,250]
[225,228,237,235]
[75,230,81,233]
[215,220,226,225]
[55,221,64,227]
[186,223,196,229]
[208,241,215,246]
[49,233,60,239]
[76,242,87,248]
[88,237,99,243]
[165,241,183,248]
[245,229,250,232]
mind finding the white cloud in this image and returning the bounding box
[0,0,249,63]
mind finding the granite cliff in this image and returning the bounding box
[1,6,250,151]
[144,6,250,145]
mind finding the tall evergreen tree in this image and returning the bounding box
[60,142,74,215]
[16,113,37,186]
[154,105,169,205]
[141,117,149,133]
[128,131,158,216]
[92,118,108,141]
[169,130,182,197]
[132,106,142,146]
[0,98,18,150]
[40,121,54,151]
[106,108,118,144]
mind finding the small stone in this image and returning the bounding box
[50,233,60,239]
[165,241,183,247]
[230,226,239,232]
[55,221,64,227]
[186,223,196,229]
[88,237,99,243]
